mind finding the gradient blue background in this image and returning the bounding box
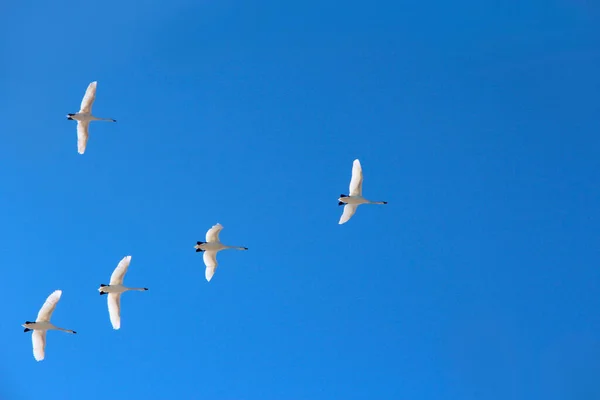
[1,1,599,399]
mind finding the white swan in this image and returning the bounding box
[98,256,148,330]
[22,290,77,362]
[194,223,248,282]
[66,81,116,154]
[338,159,387,224]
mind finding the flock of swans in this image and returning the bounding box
[22,81,388,362]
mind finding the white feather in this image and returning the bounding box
[79,81,97,113]
[206,223,223,242]
[203,251,218,282]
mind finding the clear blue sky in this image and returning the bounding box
[1,1,599,399]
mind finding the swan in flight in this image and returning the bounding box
[22,290,77,362]
[194,223,248,282]
[66,81,116,154]
[338,159,387,224]
[98,256,148,330]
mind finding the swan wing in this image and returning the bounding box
[32,330,46,362]
[339,204,358,225]
[203,251,218,282]
[107,293,121,330]
[77,120,90,155]
[36,290,62,322]
[349,159,363,196]
[206,223,223,242]
[110,255,132,285]
[79,81,97,113]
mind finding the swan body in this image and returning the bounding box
[98,256,148,330]
[22,290,77,362]
[338,159,387,224]
[66,81,116,154]
[194,223,248,282]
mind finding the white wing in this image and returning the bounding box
[339,204,358,225]
[206,223,223,242]
[107,293,121,330]
[110,256,132,285]
[32,330,46,362]
[203,251,218,282]
[79,81,97,113]
[36,290,62,322]
[77,121,90,155]
[349,159,363,196]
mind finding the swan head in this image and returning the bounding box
[66,113,75,120]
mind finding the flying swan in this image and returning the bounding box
[66,81,116,154]
[194,223,248,282]
[22,290,77,362]
[338,159,387,224]
[98,256,148,330]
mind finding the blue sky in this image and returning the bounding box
[1,1,600,399]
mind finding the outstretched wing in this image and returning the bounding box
[79,81,97,113]
[206,223,223,242]
[110,256,132,285]
[339,204,358,225]
[349,159,363,196]
[32,330,47,362]
[77,120,90,155]
[107,293,122,330]
[36,290,62,322]
[203,251,218,281]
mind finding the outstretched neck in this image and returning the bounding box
[90,115,116,122]
[128,287,149,292]
[57,327,77,334]
[224,245,249,251]
[369,200,387,205]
